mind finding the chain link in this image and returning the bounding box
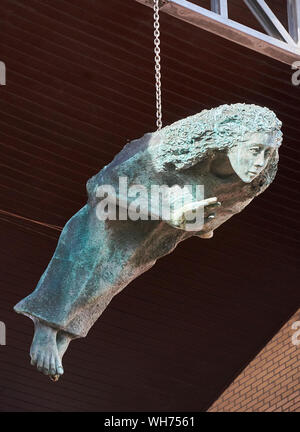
[153,0,162,130]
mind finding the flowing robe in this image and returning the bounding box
[14,131,277,337]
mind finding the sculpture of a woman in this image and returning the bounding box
[14,103,282,380]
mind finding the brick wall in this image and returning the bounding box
[208,309,300,412]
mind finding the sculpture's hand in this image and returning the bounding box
[167,197,221,231]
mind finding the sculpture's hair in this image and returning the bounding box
[154,103,282,172]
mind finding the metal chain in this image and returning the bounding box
[153,0,162,130]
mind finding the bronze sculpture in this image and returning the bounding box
[14,103,282,381]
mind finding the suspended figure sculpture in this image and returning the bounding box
[14,103,282,381]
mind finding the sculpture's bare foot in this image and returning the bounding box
[56,331,73,360]
[30,320,64,380]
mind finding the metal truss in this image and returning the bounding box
[135,0,300,65]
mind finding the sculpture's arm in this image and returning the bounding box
[166,197,221,231]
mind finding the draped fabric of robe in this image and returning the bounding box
[14,131,276,338]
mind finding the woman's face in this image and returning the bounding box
[228,132,277,183]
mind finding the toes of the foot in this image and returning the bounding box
[30,349,38,365]
[37,354,45,372]
[48,357,55,376]
[42,356,50,375]
[50,375,60,382]
[55,358,64,376]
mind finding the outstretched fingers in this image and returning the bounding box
[204,199,221,222]
[205,200,221,210]
[202,197,218,207]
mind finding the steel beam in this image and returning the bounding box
[211,0,228,19]
[244,0,295,45]
[134,0,300,65]
[288,0,300,44]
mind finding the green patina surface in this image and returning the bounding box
[14,103,282,379]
